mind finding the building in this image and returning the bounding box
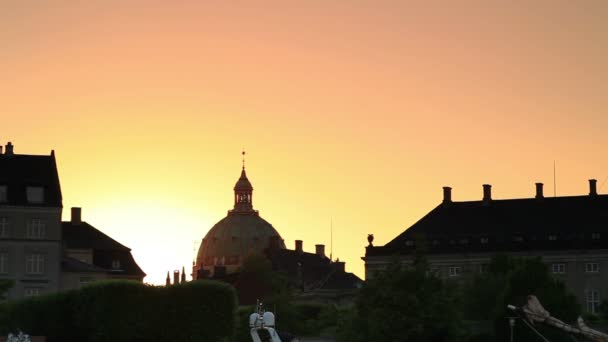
[364,180,608,313]
[0,142,144,299]
[193,157,361,304]
[0,142,63,299]
[61,207,146,290]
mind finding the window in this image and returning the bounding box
[0,185,6,202]
[25,254,45,274]
[26,186,44,204]
[26,219,46,239]
[592,233,601,240]
[24,287,41,297]
[513,236,524,242]
[459,238,469,245]
[0,253,7,274]
[0,217,8,238]
[586,263,600,273]
[552,263,566,274]
[432,240,440,246]
[448,266,461,277]
[479,264,488,273]
[480,237,489,244]
[111,260,121,269]
[405,240,414,247]
[586,289,600,314]
[548,235,557,241]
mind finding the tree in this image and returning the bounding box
[0,280,13,300]
[340,258,466,342]
[462,255,580,342]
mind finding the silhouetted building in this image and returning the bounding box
[364,181,608,314]
[61,207,146,289]
[0,143,145,299]
[0,142,63,299]
[193,161,286,279]
[194,158,362,304]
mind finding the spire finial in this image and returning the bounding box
[242,149,246,170]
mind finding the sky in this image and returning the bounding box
[1,0,607,284]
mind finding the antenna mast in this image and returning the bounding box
[330,218,333,261]
[553,161,557,197]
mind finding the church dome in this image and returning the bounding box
[194,156,285,278]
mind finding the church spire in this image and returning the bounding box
[232,150,254,213]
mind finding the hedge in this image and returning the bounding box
[0,280,237,342]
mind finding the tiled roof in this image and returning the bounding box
[62,221,146,277]
[63,222,129,251]
[0,153,62,207]
[367,194,608,256]
[61,256,107,273]
[265,248,362,290]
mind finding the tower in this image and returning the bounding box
[231,151,255,213]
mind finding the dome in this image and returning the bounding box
[234,169,253,191]
[196,213,286,272]
[194,160,285,278]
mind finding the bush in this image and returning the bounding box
[0,280,237,342]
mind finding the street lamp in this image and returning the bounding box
[508,317,517,342]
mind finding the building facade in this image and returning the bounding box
[0,142,63,299]
[364,180,608,314]
[0,142,144,299]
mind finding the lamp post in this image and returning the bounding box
[508,317,517,342]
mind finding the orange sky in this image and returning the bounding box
[1,0,607,284]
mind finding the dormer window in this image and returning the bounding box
[480,237,489,244]
[0,185,7,202]
[26,186,44,204]
[592,233,601,240]
[548,235,557,241]
[405,240,414,247]
[111,260,121,270]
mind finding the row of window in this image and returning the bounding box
[0,185,45,204]
[552,262,600,274]
[405,233,602,247]
[440,262,602,278]
[0,217,47,239]
[0,253,46,275]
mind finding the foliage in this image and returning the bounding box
[234,254,292,305]
[0,280,237,342]
[462,255,580,342]
[0,280,14,300]
[338,258,466,342]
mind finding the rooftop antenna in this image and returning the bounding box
[330,217,333,261]
[553,160,557,197]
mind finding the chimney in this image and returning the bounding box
[71,207,82,225]
[589,179,598,196]
[535,183,544,199]
[483,184,492,204]
[4,142,13,155]
[295,240,303,253]
[332,261,345,272]
[442,186,452,204]
[315,244,326,258]
[173,270,179,285]
[0,145,3,154]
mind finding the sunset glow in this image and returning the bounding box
[2,1,607,284]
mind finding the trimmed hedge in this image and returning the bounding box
[0,280,237,342]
